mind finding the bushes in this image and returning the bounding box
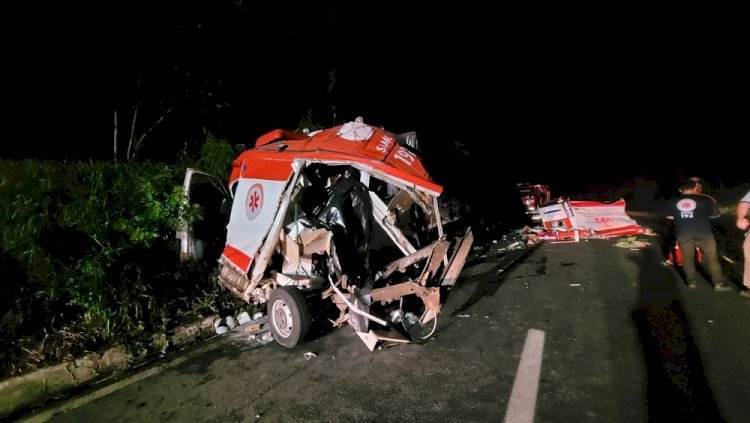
[194,132,237,182]
[0,152,236,378]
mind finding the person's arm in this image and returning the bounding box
[696,192,717,203]
[664,201,674,220]
[709,197,721,219]
[738,196,750,231]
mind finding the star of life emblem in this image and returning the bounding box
[245,183,264,220]
[677,199,697,212]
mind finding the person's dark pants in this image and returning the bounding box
[663,225,676,262]
[677,236,725,286]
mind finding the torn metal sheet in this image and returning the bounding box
[418,240,450,285]
[380,243,436,279]
[538,198,648,240]
[371,281,441,311]
[370,191,417,255]
[329,278,387,327]
[355,330,379,352]
[440,228,474,287]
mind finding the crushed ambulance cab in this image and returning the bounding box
[178,119,473,350]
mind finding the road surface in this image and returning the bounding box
[21,238,750,422]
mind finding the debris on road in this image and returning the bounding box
[243,323,262,334]
[613,237,651,249]
[237,311,251,325]
[494,227,543,252]
[513,184,653,243]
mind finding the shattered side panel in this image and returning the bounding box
[222,176,291,273]
[569,200,645,236]
[538,199,646,239]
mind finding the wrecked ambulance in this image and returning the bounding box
[177,119,473,350]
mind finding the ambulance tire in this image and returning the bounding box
[267,286,311,348]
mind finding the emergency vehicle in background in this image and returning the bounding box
[517,183,552,222]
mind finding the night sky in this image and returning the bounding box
[3,3,745,196]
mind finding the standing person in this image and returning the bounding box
[663,176,712,265]
[666,179,731,291]
[737,189,750,298]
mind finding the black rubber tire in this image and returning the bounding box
[267,286,312,348]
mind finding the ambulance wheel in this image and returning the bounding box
[267,286,311,348]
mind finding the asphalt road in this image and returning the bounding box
[21,239,750,423]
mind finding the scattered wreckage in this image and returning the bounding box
[516,183,649,241]
[177,119,473,350]
[536,198,648,240]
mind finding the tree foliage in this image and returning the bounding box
[0,155,239,378]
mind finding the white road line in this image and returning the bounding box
[504,328,546,423]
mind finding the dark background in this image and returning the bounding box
[3,3,745,197]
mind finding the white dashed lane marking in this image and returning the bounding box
[504,328,546,423]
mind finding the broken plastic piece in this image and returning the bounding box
[237,311,251,325]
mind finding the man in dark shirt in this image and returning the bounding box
[666,179,731,291]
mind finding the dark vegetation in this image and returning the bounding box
[0,137,244,380]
